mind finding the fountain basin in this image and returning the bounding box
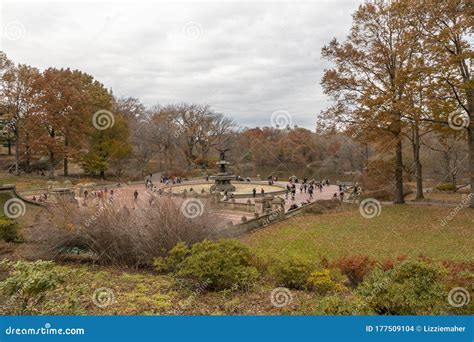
[163,182,286,198]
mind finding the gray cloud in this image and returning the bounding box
[0,0,360,129]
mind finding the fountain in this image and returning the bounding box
[210,149,236,193]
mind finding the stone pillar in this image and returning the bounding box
[47,180,54,192]
[271,197,286,219]
[246,199,252,212]
[263,195,274,214]
[254,197,265,215]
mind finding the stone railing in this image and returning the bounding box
[215,200,255,212]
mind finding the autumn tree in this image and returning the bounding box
[115,97,157,177]
[417,0,473,206]
[320,0,423,203]
[196,112,235,168]
[1,64,41,174]
[81,112,131,179]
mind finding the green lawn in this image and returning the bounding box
[0,173,51,190]
[242,204,474,262]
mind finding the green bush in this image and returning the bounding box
[319,294,373,315]
[307,269,345,295]
[436,183,455,191]
[0,217,20,242]
[0,260,69,314]
[154,242,190,273]
[270,256,316,289]
[159,240,258,291]
[358,260,447,315]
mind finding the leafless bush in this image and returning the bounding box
[31,197,220,268]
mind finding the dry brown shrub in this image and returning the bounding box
[31,196,220,268]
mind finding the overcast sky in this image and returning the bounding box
[0,0,360,130]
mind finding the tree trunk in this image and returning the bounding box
[159,149,163,170]
[63,157,68,177]
[24,132,30,173]
[392,113,404,204]
[469,126,473,207]
[14,126,19,175]
[25,149,30,173]
[468,88,474,208]
[413,124,424,200]
[394,136,404,204]
[100,170,105,180]
[49,150,55,179]
[63,137,69,177]
[188,144,194,167]
[7,138,11,155]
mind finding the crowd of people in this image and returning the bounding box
[26,173,360,218]
[284,178,331,202]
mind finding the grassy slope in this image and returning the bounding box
[2,204,473,315]
[242,204,474,262]
[0,173,50,190]
[404,191,469,203]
